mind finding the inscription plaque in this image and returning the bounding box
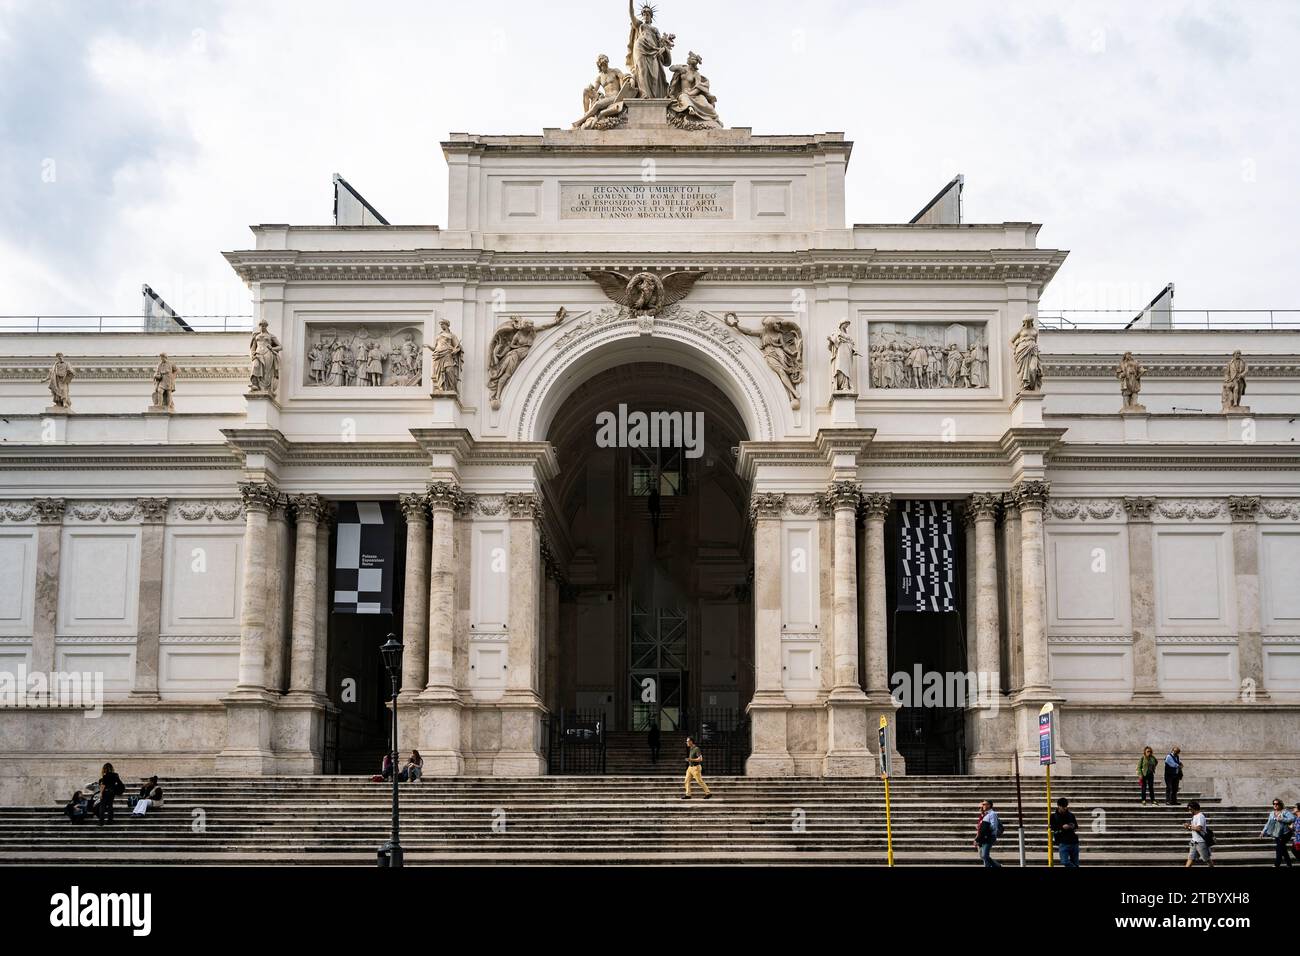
[561,182,734,220]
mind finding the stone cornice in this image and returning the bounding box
[0,356,247,382]
[221,427,290,468]
[0,444,238,471]
[1047,445,1300,471]
[1042,354,1300,379]
[222,248,1067,286]
[1001,426,1068,460]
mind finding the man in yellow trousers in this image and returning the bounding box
[682,736,712,799]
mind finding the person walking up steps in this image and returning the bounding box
[681,736,711,799]
[1184,800,1214,868]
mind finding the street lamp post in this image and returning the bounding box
[378,633,404,868]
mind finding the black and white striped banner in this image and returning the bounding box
[898,500,957,613]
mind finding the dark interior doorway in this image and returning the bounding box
[885,500,968,774]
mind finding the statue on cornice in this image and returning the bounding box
[575,54,634,129]
[151,353,179,412]
[725,312,804,410]
[248,319,281,396]
[627,0,674,99]
[827,320,858,395]
[45,352,74,409]
[487,308,568,410]
[1116,351,1145,412]
[1221,350,1248,412]
[667,51,721,130]
[1010,314,1042,394]
[424,319,464,396]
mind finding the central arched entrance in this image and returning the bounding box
[544,361,754,774]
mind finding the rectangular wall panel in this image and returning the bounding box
[163,529,243,634]
[1158,644,1238,697]
[1046,529,1129,631]
[1260,529,1300,632]
[781,523,818,631]
[1154,528,1233,634]
[0,530,36,636]
[160,643,240,698]
[1048,643,1133,698]
[470,524,509,632]
[54,643,134,696]
[57,528,141,637]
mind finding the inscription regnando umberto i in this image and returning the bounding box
[561,182,733,220]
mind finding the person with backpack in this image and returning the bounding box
[93,762,125,826]
[1260,798,1296,867]
[1050,797,1081,867]
[1137,746,1158,805]
[1184,800,1214,867]
[974,799,1002,868]
[1163,747,1184,805]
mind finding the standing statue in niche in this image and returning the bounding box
[425,319,464,395]
[487,308,568,410]
[1221,350,1249,412]
[1010,314,1042,393]
[575,54,634,129]
[151,353,179,411]
[627,0,674,99]
[827,320,858,394]
[45,352,75,409]
[248,319,281,396]
[1116,351,1146,412]
[724,312,804,410]
[667,51,721,129]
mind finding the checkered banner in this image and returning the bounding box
[897,499,957,613]
[333,501,396,615]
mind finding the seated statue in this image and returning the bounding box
[667,51,721,129]
[574,54,635,129]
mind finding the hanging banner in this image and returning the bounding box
[333,500,396,615]
[897,499,956,613]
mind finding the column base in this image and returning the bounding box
[745,695,796,776]
[823,694,876,776]
[1010,695,1072,776]
[218,689,278,774]
[416,695,465,775]
[493,696,547,776]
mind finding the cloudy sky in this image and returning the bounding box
[2,0,1297,319]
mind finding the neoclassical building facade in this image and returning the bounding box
[1,77,1298,807]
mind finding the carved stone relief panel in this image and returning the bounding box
[302,321,425,388]
[866,321,990,390]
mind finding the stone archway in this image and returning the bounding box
[510,306,783,444]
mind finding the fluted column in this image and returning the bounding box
[1013,480,1051,697]
[397,493,430,699]
[131,497,169,698]
[1229,496,1267,699]
[234,481,277,692]
[1123,496,1161,699]
[969,493,1002,700]
[287,494,326,696]
[861,493,891,700]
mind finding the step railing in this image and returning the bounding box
[544,709,607,775]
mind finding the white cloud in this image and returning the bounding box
[1,0,1297,317]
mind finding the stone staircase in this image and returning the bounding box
[0,776,1271,866]
[603,731,689,775]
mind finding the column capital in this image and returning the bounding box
[504,491,543,521]
[825,479,862,512]
[290,493,328,524]
[968,492,1001,521]
[1000,491,1021,518]
[748,491,786,521]
[32,497,66,524]
[427,480,467,514]
[238,481,280,514]
[859,492,892,520]
[1011,479,1050,512]
[315,500,336,528]
[1122,496,1156,523]
[398,492,430,523]
[136,497,169,524]
[1227,495,1261,522]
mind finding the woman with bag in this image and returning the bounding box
[1137,746,1158,804]
[93,762,125,827]
[1260,798,1296,867]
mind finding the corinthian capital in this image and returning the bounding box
[1011,480,1050,512]
[289,494,327,524]
[238,481,280,513]
[32,497,66,524]
[427,481,467,514]
[398,492,429,523]
[748,492,785,521]
[859,492,892,520]
[1227,495,1260,522]
[504,491,543,521]
[1121,497,1156,523]
[967,492,1001,521]
[825,480,862,512]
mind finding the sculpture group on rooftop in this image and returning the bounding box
[573,3,721,130]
